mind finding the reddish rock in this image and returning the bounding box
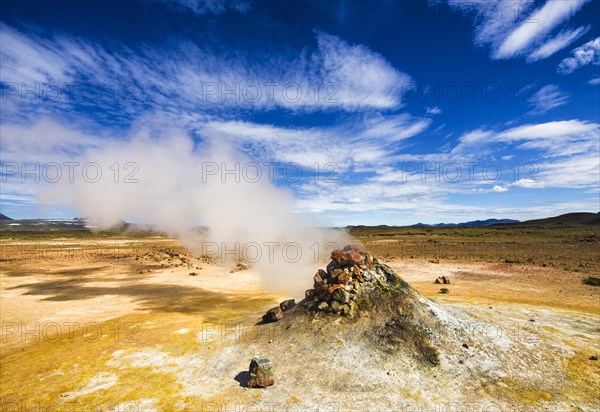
[279,299,296,311]
[331,268,344,277]
[330,249,345,263]
[262,307,283,323]
[343,249,363,265]
[352,265,360,276]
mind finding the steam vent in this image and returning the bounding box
[264,246,458,366]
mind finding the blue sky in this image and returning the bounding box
[1,0,599,225]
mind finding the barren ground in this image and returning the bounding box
[1,233,599,411]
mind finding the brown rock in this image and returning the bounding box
[326,260,342,275]
[439,288,449,294]
[330,249,344,263]
[262,307,283,323]
[434,277,442,284]
[305,289,315,299]
[314,285,329,300]
[336,273,350,285]
[327,284,344,294]
[313,273,324,287]
[442,276,450,284]
[352,265,360,276]
[279,299,296,311]
[247,358,274,388]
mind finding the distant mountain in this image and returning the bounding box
[0,213,13,220]
[411,219,521,228]
[516,212,600,226]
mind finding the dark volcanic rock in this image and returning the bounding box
[262,307,284,323]
[280,299,296,311]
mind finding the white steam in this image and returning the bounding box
[39,127,351,296]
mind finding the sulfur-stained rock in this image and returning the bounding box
[317,301,329,311]
[247,358,274,388]
[340,304,352,316]
[331,300,342,313]
[332,288,351,304]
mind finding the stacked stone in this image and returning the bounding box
[304,246,383,316]
[261,245,397,322]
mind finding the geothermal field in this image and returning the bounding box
[2,0,600,411]
[1,220,599,411]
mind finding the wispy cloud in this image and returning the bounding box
[495,0,590,59]
[527,25,590,62]
[558,37,600,74]
[445,0,591,61]
[147,0,253,15]
[590,77,600,85]
[527,84,569,115]
[0,23,413,124]
[426,106,442,115]
[198,114,431,168]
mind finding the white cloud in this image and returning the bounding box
[0,24,412,119]
[198,114,431,168]
[589,77,600,85]
[495,0,590,59]
[558,37,600,74]
[527,84,569,115]
[426,106,442,115]
[492,185,508,192]
[527,25,590,62]
[445,0,591,61]
[313,32,413,110]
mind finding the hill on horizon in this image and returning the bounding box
[514,212,600,226]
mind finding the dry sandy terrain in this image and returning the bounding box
[1,236,599,411]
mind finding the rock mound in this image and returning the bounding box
[277,246,457,365]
